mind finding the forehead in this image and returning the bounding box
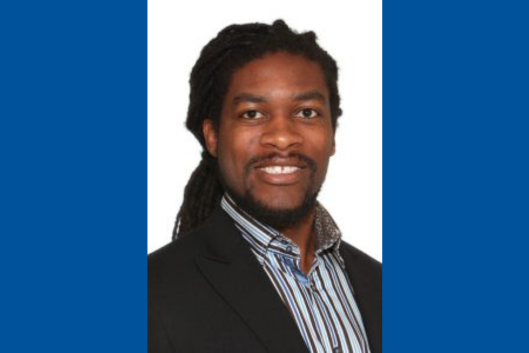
[225,52,329,99]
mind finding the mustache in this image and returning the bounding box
[245,152,317,175]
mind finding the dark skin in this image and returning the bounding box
[203,52,335,275]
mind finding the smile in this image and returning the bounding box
[255,165,305,186]
[259,166,300,175]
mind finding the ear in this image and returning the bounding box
[203,119,218,157]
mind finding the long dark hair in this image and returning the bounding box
[173,20,342,239]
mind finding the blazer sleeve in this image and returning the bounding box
[148,301,175,353]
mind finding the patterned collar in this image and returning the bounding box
[220,193,345,268]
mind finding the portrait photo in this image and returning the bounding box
[148,0,382,351]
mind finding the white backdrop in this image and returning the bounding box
[148,0,382,262]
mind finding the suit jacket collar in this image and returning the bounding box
[195,206,309,353]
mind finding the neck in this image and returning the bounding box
[278,206,317,274]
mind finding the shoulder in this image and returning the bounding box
[148,223,217,334]
[339,241,382,279]
[148,206,235,284]
[148,226,207,290]
[148,229,203,268]
[147,225,221,351]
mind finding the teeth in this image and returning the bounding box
[260,166,300,174]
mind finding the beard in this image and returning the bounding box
[218,152,322,230]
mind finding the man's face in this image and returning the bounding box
[203,52,335,227]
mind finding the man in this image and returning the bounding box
[149,20,382,353]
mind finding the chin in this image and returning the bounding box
[255,194,305,211]
[228,187,320,230]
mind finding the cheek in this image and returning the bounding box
[217,144,240,180]
[217,130,257,185]
[309,132,334,175]
[308,128,334,154]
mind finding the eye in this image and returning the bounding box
[241,110,265,120]
[296,108,320,119]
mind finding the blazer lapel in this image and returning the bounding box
[195,207,309,353]
[340,246,382,353]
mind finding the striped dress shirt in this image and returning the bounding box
[221,194,371,353]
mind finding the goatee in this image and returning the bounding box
[219,152,322,230]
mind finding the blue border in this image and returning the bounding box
[1,1,147,351]
[384,0,529,350]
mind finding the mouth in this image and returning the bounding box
[254,164,305,185]
[258,166,301,175]
[246,154,315,186]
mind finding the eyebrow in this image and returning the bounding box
[232,90,327,105]
[232,93,267,105]
[293,90,327,103]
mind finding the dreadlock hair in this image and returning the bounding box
[173,19,343,239]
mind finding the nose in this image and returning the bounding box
[259,114,303,151]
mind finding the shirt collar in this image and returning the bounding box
[220,193,345,268]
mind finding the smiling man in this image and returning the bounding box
[148,20,382,353]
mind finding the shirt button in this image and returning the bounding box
[333,347,342,353]
[286,245,292,253]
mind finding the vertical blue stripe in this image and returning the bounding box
[384,0,529,351]
[1,1,147,352]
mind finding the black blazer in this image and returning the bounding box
[148,207,382,353]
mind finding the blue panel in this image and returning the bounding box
[1,1,147,352]
[383,0,528,351]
